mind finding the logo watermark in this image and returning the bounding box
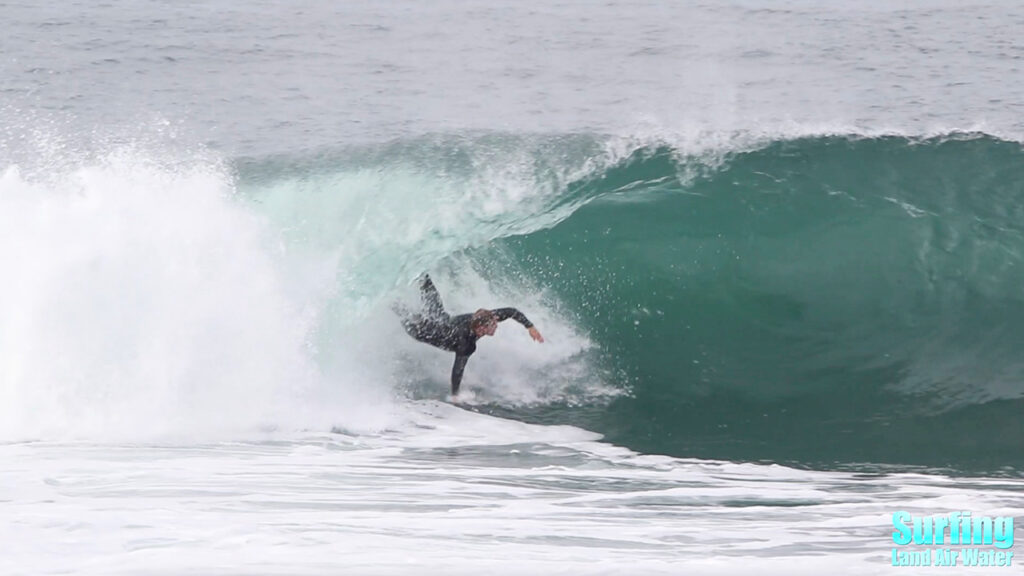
[891,511,1014,567]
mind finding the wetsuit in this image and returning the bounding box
[397,275,534,395]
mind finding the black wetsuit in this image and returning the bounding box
[397,275,534,395]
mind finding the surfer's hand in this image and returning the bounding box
[528,326,544,343]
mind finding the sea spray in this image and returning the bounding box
[0,151,390,441]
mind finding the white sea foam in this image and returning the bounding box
[0,152,398,442]
[4,403,1022,576]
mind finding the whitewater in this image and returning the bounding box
[4,1,1024,574]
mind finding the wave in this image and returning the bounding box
[3,130,1022,473]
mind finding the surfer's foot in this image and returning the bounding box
[447,389,475,404]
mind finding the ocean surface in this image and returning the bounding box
[3,1,1024,574]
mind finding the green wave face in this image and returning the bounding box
[235,133,1024,473]
[496,135,1024,472]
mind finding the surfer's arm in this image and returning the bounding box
[451,353,470,396]
[492,308,544,342]
[492,307,533,327]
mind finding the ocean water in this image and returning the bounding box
[2,1,1024,574]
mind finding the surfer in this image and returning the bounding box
[393,274,544,396]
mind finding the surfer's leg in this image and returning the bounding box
[420,274,447,319]
[391,301,424,337]
[399,313,428,339]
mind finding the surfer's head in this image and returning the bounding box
[471,309,498,337]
